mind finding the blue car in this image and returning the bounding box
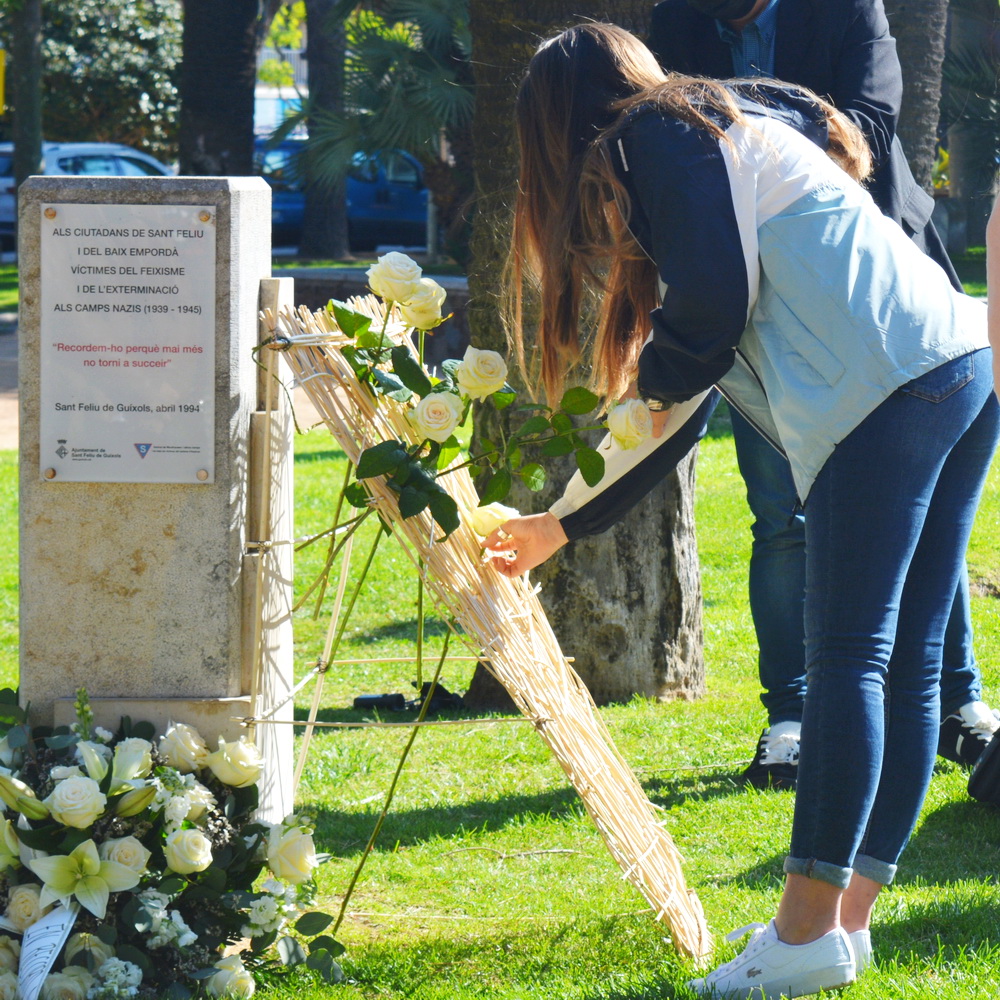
[254,137,429,250]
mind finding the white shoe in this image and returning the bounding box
[686,920,855,999]
[848,929,872,974]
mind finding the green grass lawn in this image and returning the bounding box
[261,403,1000,999]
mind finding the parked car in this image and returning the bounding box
[254,137,430,250]
[0,141,173,248]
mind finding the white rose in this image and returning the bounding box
[607,398,653,450]
[205,738,263,789]
[206,955,256,998]
[64,931,115,967]
[5,883,50,932]
[410,392,463,444]
[56,967,94,993]
[99,836,151,875]
[399,278,447,331]
[0,738,16,770]
[0,936,19,971]
[44,775,107,829]
[164,828,213,875]
[185,781,216,821]
[455,346,508,401]
[467,502,520,539]
[0,969,16,1000]
[266,824,318,885]
[112,738,153,784]
[39,972,87,1000]
[158,722,209,774]
[366,251,422,303]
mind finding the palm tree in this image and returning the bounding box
[463,2,705,707]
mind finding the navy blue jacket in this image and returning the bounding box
[648,0,960,287]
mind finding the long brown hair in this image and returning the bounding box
[507,22,871,404]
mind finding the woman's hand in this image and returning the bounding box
[484,512,569,577]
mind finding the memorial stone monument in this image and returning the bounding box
[17,176,293,819]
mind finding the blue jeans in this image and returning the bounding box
[782,350,1000,888]
[731,409,982,723]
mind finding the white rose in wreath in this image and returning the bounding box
[39,972,88,1000]
[45,775,107,829]
[399,278,447,331]
[455,346,508,401]
[0,936,19,971]
[467,502,520,538]
[164,828,213,875]
[99,835,151,875]
[410,391,463,444]
[159,721,209,774]
[206,955,256,998]
[0,969,16,1000]
[5,883,50,932]
[205,737,263,788]
[366,251,422,304]
[266,823,318,885]
[607,398,653,450]
[111,737,153,785]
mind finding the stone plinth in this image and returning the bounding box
[18,177,293,821]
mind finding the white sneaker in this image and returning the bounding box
[938,700,1000,766]
[848,929,872,974]
[686,920,855,999]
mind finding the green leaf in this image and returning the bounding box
[391,346,433,397]
[427,490,460,538]
[307,951,345,983]
[187,968,218,981]
[435,439,461,470]
[399,484,430,519]
[129,720,155,742]
[164,983,193,1000]
[309,935,346,958]
[519,463,546,491]
[344,482,370,508]
[542,435,575,457]
[340,345,374,379]
[5,725,28,749]
[0,689,18,705]
[492,389,516,410]
[371,368,411,400]
[575,446,606,487]
[479,468,512,506]
[329,299,372,340]
[250,929,278,953]
[12,824,62,852]
[356,440,409,479]
[158,877,185,897]
[513,415,550,439]
[560,386,600,415]
[44,733,77,750]
[277,935,308,966]
[296,911,335,936]
[551,412,573,435]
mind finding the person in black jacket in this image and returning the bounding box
[648,0,997,790]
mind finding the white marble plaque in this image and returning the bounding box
[39,203,217,483]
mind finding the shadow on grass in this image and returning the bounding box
[310,784,585,855]
[901,798,1000,884]
[643,771,747,811]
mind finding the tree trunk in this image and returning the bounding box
[942,0,1000,250]
[884,0,948,194]
[179,0,260,175]
[11,0,43,248]
[464,2,705,708]
[299,0,350,258]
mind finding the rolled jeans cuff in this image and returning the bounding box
[783,855,853,889]
[852,853,897,886]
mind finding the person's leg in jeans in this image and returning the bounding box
[786,354,1000,941]
[730,408,807,788]
[937,567,999,764]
